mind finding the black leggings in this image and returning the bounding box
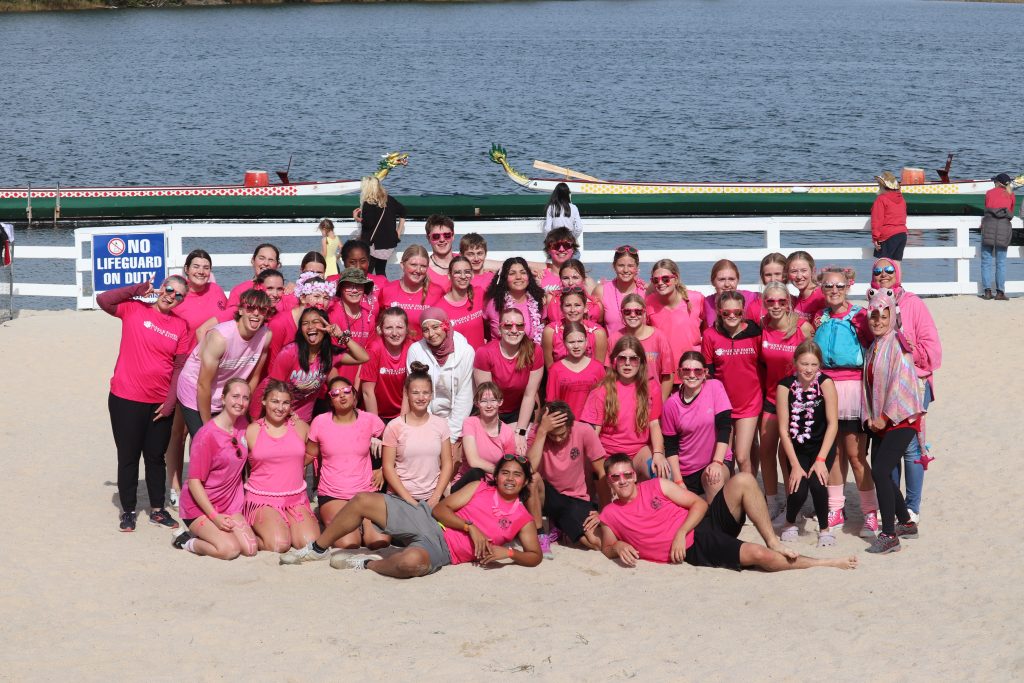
[786,445,836,529]
[870,428,914,535]
[368,256,388,276]
[108,392,173,512]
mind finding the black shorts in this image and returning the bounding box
[761,399,777,416]
[685,489,745,570]
[543,482,596,542]
[874,232,907,261]
[838,418,864,434]
[682,459,735,497]
[183,517,198,528]
[316,494,346,507]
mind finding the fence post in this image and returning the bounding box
[765,218,781,252]
[956,224,973,294]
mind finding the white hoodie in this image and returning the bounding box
[406,331,476,441]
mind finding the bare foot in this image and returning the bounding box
[830,555,858,570]
[767,540,800,560]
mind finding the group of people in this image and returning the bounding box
[102,178,943,578]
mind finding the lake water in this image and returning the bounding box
[3,0,1023,307]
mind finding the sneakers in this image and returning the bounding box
[149,509,180,530]
[909,510,920,525]
[866,532,901,554]
[826,508,845,530]
[895,520,919,539]
[780,525,799,542]
[538,533,555,560]
[859,511,879,538]
[119,511,137,532]
[330,553,383,570]
[279,543,330,565]
[172,529,191,550]
[168,489,180,510]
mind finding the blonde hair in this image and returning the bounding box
[600,336,650,434]
[359,175,388,208]
[759,252,787,282]
[400,244,432,305]
[761,282,799,338]
[651,258,690,313]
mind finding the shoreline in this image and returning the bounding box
[0,0,499,13]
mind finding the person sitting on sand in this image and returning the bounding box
[594,454,857,572]
[279,454,542,576]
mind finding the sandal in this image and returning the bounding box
[817,530,836,547]
[780,525,799,542]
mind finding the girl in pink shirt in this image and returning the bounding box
[381,364,454,509]
[483,257,547,344]
[243,381,319,552]
[327,268,378,352]
[267,273,333,372]
[546,322,606,419]
[359,307,412,421]
[645,258,704,366]
[457,382,517,481]
[437,255,486,349]
[607,293,674,401]
[580,336,670,482]
[592,245,646,333]
[542,287,607,368]
[787,251,826,323]
[306,376,389,550]
[176,379,258,560]
[701,259,760,324]
[746,253,788,324]
[379,245,444,342]
[226,243,280,311]
[544,259,601,323]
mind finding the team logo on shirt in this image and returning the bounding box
[570,447,581,461]
[497,517,511,530]
[650,496,667,510]
[142,319,180,341]
[714,347,755,357]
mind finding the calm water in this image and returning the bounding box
[3,0,1023,307]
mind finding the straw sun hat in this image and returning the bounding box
[874,171,900,191]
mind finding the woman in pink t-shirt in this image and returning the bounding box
[175,379,258,559]
[306,376,389,550]
[645,258,704,367]
[243,381,319,552]
[379,245,444,342]
[359,307,412,421]
[437,256,486,349]
[381,364,454,509]
[328,268,377,352]
[546,321,606,419]
[542,287,607,368]
[592,245,646,333]
[787,251,825,323]
[580,336,670,482]
[544,259,601,323]
[266,273,333,375]
[226,243,280,311]
[608,293,674,401]
[458,382,517,482]
[483,257,547,344]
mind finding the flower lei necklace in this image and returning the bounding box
[789,373,821,444]
[505,293,543,344]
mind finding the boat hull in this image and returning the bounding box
[518,177,994,196]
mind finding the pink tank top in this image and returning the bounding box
[442,482,533,565]
[177,320,269,412]
[598,479,694,564]
[245,421,307,496]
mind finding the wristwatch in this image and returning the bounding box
[516,427,528,437]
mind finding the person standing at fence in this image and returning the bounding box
[319,219,341,279]
[353,176,406,276]
[98,276,190,533]
[871,171,908,263]
[979,173,1016,301]
[543,182,584,238]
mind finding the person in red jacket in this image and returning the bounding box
[871,171,908,262]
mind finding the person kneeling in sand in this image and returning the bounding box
[280,455,542,576]
[595,454,857,571]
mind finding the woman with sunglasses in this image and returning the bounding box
[546,321,607,419]
[359,307,412,423]
[786,251,825,323]
[661,352,735,503]
[542,287,607,368]
[474,308,545,455]
[281,453,541,575]
[544,258,601,323]
[581,336,671,481]
[174,379,258,559]
[701,259,759,325]
[646,259,704,366]
[757,282,815,519]
[243,380,319,552]
[544,182,584,238]
[225,243,280,311]
[306,376,389,550]
[592,244,645,333]
[436,255,486,349]
[379,245,444,342]
[454,382,517,488]
[745,252,788,323]
[99,275,191,532]
[609,294,674,401]
[484,257,548,344]
[813,267,876,536]
[870,258,939,524]
[424,215,458,292]
[701,290,762,477]
[382,363,454,510]
[537,228,581,294]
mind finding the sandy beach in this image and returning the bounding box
[1,296,1021,681]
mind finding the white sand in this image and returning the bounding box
[1,297,1021,680]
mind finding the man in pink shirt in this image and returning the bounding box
[596,455,857,571]
[526,403,607,553]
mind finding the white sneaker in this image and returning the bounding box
[279,543,330,565]
[330,553,383,570]
[909,510,920,524]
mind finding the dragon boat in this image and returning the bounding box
[0,153,408,222]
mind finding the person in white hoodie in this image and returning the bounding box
[406,307,476,464]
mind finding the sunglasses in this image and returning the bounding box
[608,471,636,483]
[501,453,528,464]
[615,245,638,256]
[615,354,641,366]
[328,386,354,398]
[230,436,243,459]
[241,304,271,316]
[428,231,454,242]
[822,282,847,290]
[873,266,896,276]
[765,297,789,306]
[561,285,586,295]
[549,240,575,252]
[651,275,676,285]
[719,309,743,318]
[621,307,645,316]
[163,286,185,302]
[501,323,526,331]
[678,367,704,377]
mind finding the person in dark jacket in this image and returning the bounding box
[979,173,1016,301]
[352,176,407,276]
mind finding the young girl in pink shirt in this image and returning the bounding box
[746,252,788,324]
[787,251,826,323]
[546,322,606,419]
[542,287,607,368]
[701,259,759,325]
[379,245,444,341]
[592,245,646,333]
[608,293,674,401]
[645,258,704,366]
[437,255,486,348]
[456,382,517,483]
[544,259,601,323]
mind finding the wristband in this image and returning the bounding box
[673,478,683,485]
[815,456,826,463]
[507,547,514,559]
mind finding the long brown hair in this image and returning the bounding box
[501,308,536,372]
[599,336,650,434]
[448,255,475,311]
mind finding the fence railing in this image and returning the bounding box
[3,214,1022,310]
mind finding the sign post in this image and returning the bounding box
[92,233,167,298]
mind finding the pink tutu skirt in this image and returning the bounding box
[242,485,313,527]
[833,379,863,421]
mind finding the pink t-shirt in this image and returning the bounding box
[599,479,694,563]
[109,300,191,404]
[605,329,674,384]
[327,300,378,349]
[382,414,451,501]
[646,291,705,363]
[472,271,495,291]
[267,309,298,370]
[179,421,247,520]
[308,411,385,499]
[460,416,517,475]
[760,325,806,405]
[358,337,411,419]
[174,283,227,350]
[266,343,328,422]
[436,293,486,349]
[531,422,606,499]
[660,380,734,476]
[580,378,663,454]
[442,482,533,565]
[176,320,270,412]
[545,358,606,419]
[473,340,544,415]
[539,267,562,293]
[379,280,444,341]
[793,288,826,323]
